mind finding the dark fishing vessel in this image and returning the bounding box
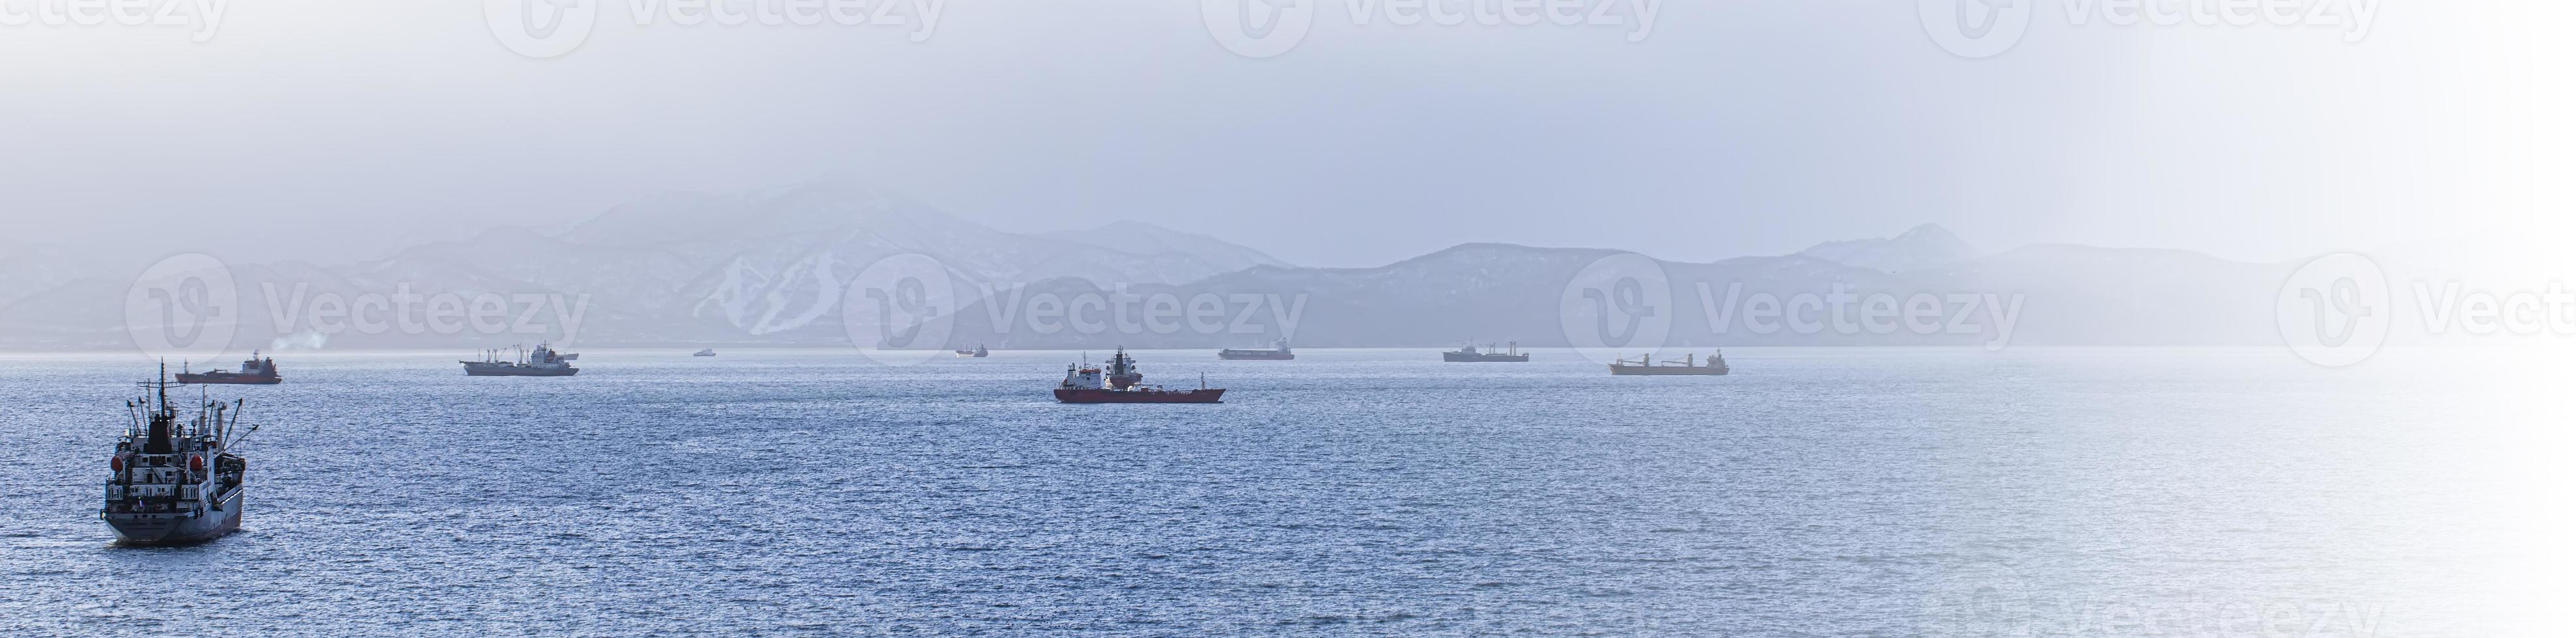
[1443,341,1528,363]
[1056,348,1225,404]
[462,342,580,376]
[1608,351,1731,376]
[175,351,283,385]
[102,367,260,546]
[956,345,990,358]
[1217,340,1294,361]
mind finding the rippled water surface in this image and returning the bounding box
[0,348,2561,636]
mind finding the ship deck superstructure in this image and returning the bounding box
[176,351,283,385]
[1444,341,1529,363]
[102,368,259,545]
[463,342,581,376]
[1608,351,1731,376]
[1218,340,1294,361]
[1057,348,1225,404]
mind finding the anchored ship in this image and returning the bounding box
[1607,351,1731,376]
[955,345,990,358]
[102,367,259,546]
[1218,340,1295,361]
[1443,341,1529,363]
[1056,348,1225,404]
[176,352,283,385]
[462,342,581,376]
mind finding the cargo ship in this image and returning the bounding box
[1217,340,1294,361]
[1056,348,1225,404]
[1608,351,1730,376]
[1443,341,1528,363]
[956,345,990,358]
[176,351,283,385]
[102,367,260,546]
[462,342,580,376]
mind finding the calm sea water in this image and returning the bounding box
[0,348,2562,636]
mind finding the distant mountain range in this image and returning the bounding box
[0,181,1290,350]
[940,237,2288,350]
[1797,223,1980,273]
[0,181,2477,352]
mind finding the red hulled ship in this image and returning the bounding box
[1054,348,1225,404]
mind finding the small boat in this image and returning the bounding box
[955,345,989,358]
[1218,340,1294,361]
[1056,348,1225,404]
[1443,341,1528,363]
[1608,350,1731,376]
[693,349,717,357]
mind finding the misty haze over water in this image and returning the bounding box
[3,1,2571,637]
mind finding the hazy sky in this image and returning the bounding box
[2,1,2564,268]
